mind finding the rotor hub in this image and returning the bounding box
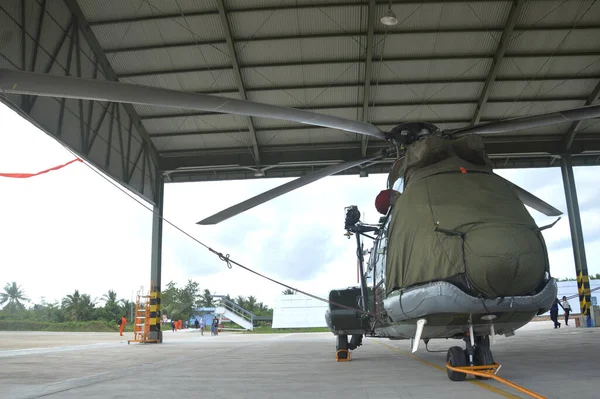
[386,122,441,146]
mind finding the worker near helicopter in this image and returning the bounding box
[118,315,127,336]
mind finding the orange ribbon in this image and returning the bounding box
[0,158,82,178]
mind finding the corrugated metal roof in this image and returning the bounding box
[79,0,217,22]
[153,131,251,151]
[498,55,600,78]
[517,0,600,27]
[91,14,224,50]
[143,114,248,134]
[378,31,500,58]
[258,128,358,146]
[228,5,366,39]
[374,59,493,81]
[370,103,476,125]
[490,79,597,99]
[242,63,363,88]
[373,1,511,31]
[247,86,363,108]
[236,36,364,65]
[9,0,597,180]
[108,44,231,75]
[576,119,600,134]
[482,99,584,121]
[370,82,483,103]
[225,0,362,10]
[121,71,239,93]
[507,29,600,54]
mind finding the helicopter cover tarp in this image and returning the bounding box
[385,135,549,298]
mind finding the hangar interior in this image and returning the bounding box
[1,0,598,341]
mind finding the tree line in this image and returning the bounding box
[557,273,600,282]
[0,280,274,325]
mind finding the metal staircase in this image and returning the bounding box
[214,297,255,331]
[128,285,158,344]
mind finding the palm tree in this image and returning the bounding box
[282,288,297,295]
[0,282,29,313]
[62,290,96,321]
[246,296,257,312]
[101,290,118,305]
[200,289,214,307]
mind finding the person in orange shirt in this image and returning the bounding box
[118,315,127,336]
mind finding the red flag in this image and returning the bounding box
[0,158,82,178]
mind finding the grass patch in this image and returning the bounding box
[0,320,137,332]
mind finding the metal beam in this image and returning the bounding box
[361,0,376,157]
[165,154,600,183]
[63,0,160,169]
[149,172,164,343]
[158,136,600,170]
[560,155,592,323]
[102,25,600,54]
[121,75,598,96]
[471,0,525,125]
[88,0,508,26]
[116,51,600,79]
[216,0,261,165]
[139,95,588,121]
[564,80,600,151]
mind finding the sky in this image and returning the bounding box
[1,102,599,313]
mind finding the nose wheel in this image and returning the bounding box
[446,334,495,382]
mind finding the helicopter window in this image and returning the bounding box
[375,230,387,284]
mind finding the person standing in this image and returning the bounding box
[561,296,572,326]
[550,299,561,329]
[119,315,127,336]
[200,318,205,335]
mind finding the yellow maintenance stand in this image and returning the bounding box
[128,284,159,344]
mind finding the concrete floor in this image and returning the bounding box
[0,321,598,399]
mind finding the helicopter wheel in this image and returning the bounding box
[446,346,468,382]
[473,344,495,380]
[336,334,350,361]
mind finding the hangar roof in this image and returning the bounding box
[1,0,600,204]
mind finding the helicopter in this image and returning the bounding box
[1,68,598,382]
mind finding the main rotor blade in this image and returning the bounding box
[449,104,600,137]
[197,154,385,225]
[498,175,563,217]
[0,69,385,139]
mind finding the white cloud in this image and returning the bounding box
[1,103,599,311]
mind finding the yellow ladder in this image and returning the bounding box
[128,286,158,344]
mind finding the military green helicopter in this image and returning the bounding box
[2,68,598,382]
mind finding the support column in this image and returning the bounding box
[560,155,592,326]
[149,173,165,342]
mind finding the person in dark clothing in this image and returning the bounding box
[195,319,200,329]
[550,299,561,329]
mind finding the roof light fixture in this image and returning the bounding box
[380,5,398,26]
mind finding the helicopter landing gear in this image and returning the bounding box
[335,334,363,362]
[336,334,350,362]
[446,333,496,382]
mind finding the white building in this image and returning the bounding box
[272,293,330,328]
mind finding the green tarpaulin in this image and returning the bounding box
[385,135,550,298]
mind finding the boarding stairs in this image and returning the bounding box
[214,297,255,331]
[128,285,158,344]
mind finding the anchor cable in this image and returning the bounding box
[45,143,376,317]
